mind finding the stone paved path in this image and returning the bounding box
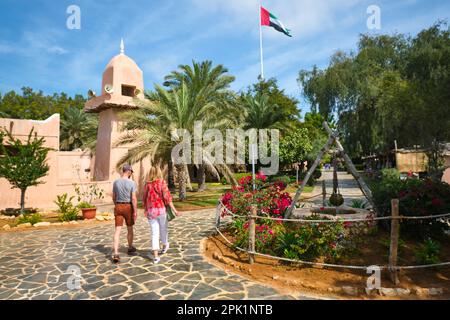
[309,170,368,207]
[0,209,313,300]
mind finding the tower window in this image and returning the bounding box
[122,85,136,97]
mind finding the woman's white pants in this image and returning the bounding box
[148,213,168,251]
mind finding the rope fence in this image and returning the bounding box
[214,199,450,283]
[217,200,450,223]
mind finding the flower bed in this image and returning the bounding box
[220,173,359,263]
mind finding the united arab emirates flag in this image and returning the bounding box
[260,6,292,37]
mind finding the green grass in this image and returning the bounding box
[168,182,315,211]
[286,185,314,195]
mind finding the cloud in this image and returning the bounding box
[191,0,363,39]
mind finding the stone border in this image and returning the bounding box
[336,286,446,298]
[204,240,447,300]
[1,212,114,232]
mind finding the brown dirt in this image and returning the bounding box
[203,230,450,300]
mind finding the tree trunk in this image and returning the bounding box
[20,188,26,213]
[175,164,187,201]
[168,161,176,191]
[197,164,206,192]
[185,164,193,192]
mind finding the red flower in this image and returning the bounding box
[256,172,267,182]
[398,190,407,198]
[431,198,443,207]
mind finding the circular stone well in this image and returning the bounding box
[293,205,374,222]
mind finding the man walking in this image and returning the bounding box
[112,165,138,263]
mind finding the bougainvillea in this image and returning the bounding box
[222,173,351,261]
[221,173,293,219]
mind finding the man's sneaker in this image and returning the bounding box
[153,257,161,265]
[127,246,137,255]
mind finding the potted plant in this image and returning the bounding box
[77,201,96,219]
[74,184,105,219]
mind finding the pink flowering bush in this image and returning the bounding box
[221,173,292,219]
[222,173,291,254]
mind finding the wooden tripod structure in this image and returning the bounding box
[285,121,376,218]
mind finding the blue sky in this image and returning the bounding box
[0,0,448,116]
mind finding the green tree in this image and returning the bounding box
[241,94,284,130]
[60,107,98,151]
[298,22,450,174]
[116,82,236,201]
[163,60,237,191]
[0,87,86,121]
[248,78,301,131]
[279,128,313,166]
[404,22,450,174]
[0,127,51,212]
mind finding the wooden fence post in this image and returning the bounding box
[389,199,400,285]
[248,206,256,264]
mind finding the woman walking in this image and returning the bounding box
[143,167,180,264]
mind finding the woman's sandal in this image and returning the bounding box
[112,254,120,263]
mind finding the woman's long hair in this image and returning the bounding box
[147,166,163,182]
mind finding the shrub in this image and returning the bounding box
[275,216,345,262]
[222,175,353,263]
[372,177,450,239]
[233,172,251,182]
[270,175,291,188]
[220,176,227,185]
[221,172,293,219]
[415,238,441,265]
[350,199,368,209]
[55,193,79,222]
[17,213,42,225]
[381,168,400,181]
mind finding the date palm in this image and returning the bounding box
[115,82,236,200]
[241,93,285,130]
[60,107,98,151]
[164,60,237,191]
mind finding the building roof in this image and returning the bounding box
[84,39,145,113]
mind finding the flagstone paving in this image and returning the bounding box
[0,208,315,300]
[309,170,368,207]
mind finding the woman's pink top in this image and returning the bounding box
[143,179,173,219]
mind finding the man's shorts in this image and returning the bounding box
[114,203,134,227]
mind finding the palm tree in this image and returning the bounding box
[116,82,237,201]
[164,60,237,191]
[60,107,98,151]
[241,94,285,130]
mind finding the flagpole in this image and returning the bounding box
[259,2,264,80]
